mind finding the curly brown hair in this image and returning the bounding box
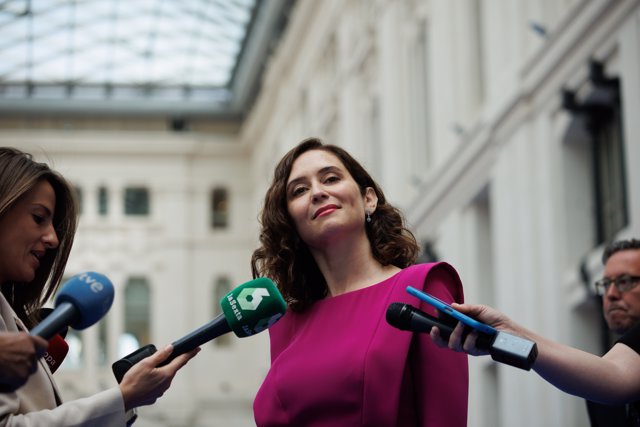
[251,138,419,312]
[0,147,78,328]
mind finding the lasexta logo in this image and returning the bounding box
[237,287,270,311]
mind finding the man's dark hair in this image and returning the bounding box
[602,238,640,264]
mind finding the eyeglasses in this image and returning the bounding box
[594,275,640,295]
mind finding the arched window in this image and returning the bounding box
[121,277,151,356]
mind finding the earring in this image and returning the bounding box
[366,209,372,223]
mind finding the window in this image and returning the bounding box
[211,187,229,229]
[98,187,109,216]
[98,186,108,216]
[123,277,151,351]
[124,187,150,216]
[592,103,628,244]
[562,61,628,246]
[213,276,232,346]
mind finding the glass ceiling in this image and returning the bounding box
[0,0,272,116]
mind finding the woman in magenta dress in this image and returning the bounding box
[251,138,468,426]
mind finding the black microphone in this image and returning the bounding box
[386,302,495,348]
[386,302,538,370]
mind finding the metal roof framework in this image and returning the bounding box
[0,0,294,119]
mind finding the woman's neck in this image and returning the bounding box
[309,235,400,297]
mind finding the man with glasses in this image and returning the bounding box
[588,238,640,427]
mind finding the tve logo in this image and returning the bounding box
[77,272,105,293]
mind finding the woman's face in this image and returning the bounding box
[285,149,376,249]
[0,180,60,285]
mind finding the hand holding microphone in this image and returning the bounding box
[112,277,287,383]
[400,286,537,370]
[1,272,113,391]
[118,343,201,412]
[387,301,538,370]
[0,332,48,392]
[386,302,495,350]
[31,272,113,373]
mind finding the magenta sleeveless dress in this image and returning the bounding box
[254,262,469,426]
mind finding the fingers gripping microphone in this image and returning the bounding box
[386,303,538,370]
[30,272,115,340]
[386,302,494,348]
[112,277,287,383]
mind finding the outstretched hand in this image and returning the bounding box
[119,344,200,411]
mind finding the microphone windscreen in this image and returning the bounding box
[220,277,286,337]
[386,302,455,334]
[44,334,69,374]
[386,302,413,330]
[55,272,114,330]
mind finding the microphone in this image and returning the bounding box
[35,308,68,338]
[386,302,491,347]
[112,277,287,383]
[386,302,538,370]
[35,308,69,373]
[30,272,115,340]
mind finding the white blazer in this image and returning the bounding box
[0,293,127,427]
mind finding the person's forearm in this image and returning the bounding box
[450,303,640,403]
[513,325,638,404]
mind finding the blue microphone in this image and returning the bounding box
[30,272,114,340]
